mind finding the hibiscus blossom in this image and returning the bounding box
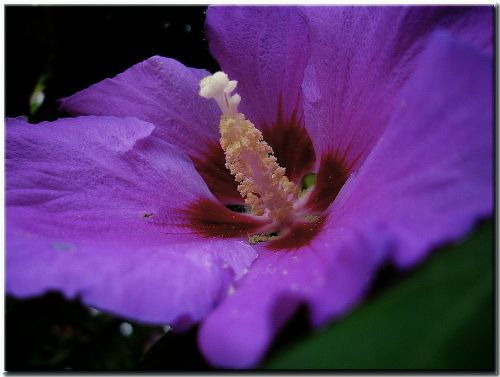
[6,6,492,369]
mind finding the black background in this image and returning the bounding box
[5,6,219,121]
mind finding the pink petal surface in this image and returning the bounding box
[330,31,493,268]
[198,31,492,368]
[59,56,220,158]
[6,116,257,327]
[8,232,255,330]
[199,220,389,368]
[301,6,493,171]
[206,6,309,129]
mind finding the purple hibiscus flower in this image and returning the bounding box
[6,6,492,369]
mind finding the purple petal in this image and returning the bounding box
[301,6,493,170]
[6,116,257,327]
[206,6,309,128]
[59,56,220,158]
[6,116,209,234]
[8,232,256,329]
[329,31,492,268]
[198,23,492,369]
[199,222,388,368]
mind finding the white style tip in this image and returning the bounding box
[199,71,240,116]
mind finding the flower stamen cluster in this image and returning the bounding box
[199,71,300,226]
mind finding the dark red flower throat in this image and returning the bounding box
[182,74,352,250]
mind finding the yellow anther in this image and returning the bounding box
[200,72,300,225]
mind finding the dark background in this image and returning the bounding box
[5,6,219,121]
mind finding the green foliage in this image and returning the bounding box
[29,73,49,117]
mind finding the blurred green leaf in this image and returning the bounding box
[263,221,494,371]
[301,172,316,191]
[29,73,49,117]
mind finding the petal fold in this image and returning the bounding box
[329,31,493,268]
[199,23,493,369]
[59,56,221,158]
[199,221,388,368]
[301,6,493,170]
[6,116,257,327]
[206,6,309,128]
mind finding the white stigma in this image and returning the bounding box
[199,71,241,116]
